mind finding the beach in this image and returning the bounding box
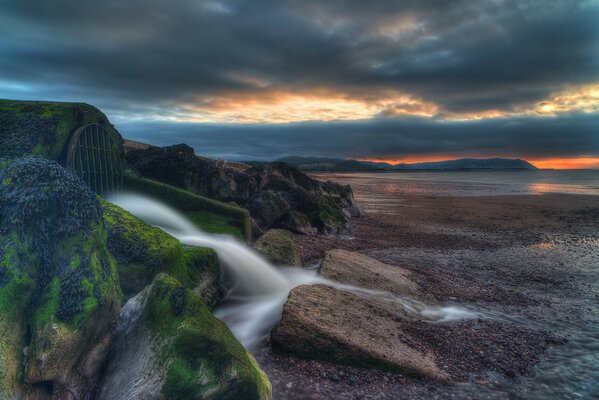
[255,171,599,399]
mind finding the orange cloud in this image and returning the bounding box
[172,88,438,123]
[160,82,599,124]
[527,157,599,169]
[534,84,599,115]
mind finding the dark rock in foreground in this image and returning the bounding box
[0,157,121,399]
[97,273,272,400]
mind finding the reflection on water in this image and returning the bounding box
[311,170,599,215]
[311,170,599,197]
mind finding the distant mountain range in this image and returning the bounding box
[276,156,538,171]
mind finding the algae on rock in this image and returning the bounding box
[101,199,222,307]
[0,157,122,399]
[253,229,302,266]
[97,273,272,400]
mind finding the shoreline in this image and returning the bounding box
[255,175,599,399]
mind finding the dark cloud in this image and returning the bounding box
[117,113,599,161]
[0,0,598,161]
[1,0,598,114]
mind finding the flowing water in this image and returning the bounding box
[108,193,481,348]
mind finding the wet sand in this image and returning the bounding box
[254,173,599,399]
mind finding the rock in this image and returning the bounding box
[319,249,433,300]
[271,284,449,381]
[315,195,349,234]
[101,199,222,307]
[126,143,257,202]
[281,211,317,235]
[347,204,365,218]
[250,190,290,228]
[254,229,302,266]
[97,274,272,400]
[0,157,121,399]
[126,145,358,234]
[0,99,118,161]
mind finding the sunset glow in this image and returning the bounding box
[176,89,439,123]
[359,157,599,169]
[527,157,599,170]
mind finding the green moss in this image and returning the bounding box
[163,356,205,400]
[0,99,122,162]
[32,277,60,326]
[254,229,302,266]
[124,171,251,240]
[143,275,271,400]
[101,200,221,305]
[317,195,347,231]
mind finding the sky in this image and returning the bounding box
[1,0,598,168]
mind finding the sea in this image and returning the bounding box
[310,169,599,197]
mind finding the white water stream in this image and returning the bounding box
[108,193,480,347]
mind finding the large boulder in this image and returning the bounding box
[101,200,222,307]
[271,284,449,381]
[271,250,448,380]
[319,249,434,300]
[254,229,302,266]
[0,157,122,399]
[97,273,272,400]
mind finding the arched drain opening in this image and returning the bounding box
[66,124,123,194]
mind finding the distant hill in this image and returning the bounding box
[276,156,538,171]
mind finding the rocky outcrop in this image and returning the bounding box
[271,250,449,381]
[0,157,121,399]
[126,144,359,234]
[101,200,222,307]
[254,229,302,266]
[97,273,272,400]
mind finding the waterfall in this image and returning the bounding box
[108,193,480,347]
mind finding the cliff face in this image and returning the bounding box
[126,144,357,234]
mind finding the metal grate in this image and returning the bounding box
[67,124,123,194]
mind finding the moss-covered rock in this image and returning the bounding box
[126,145,355,234]
[124,170,252,241]
[249,190,290,228]
[0,157,121,399]
[101,199,222,307]
[254,229,302,266]
[0,99,121,162]
[316,194,349,233]
[281,210,317,234]
[97,273,272,400]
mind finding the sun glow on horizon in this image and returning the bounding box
[357,156,599,170]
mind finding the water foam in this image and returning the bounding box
[108,192,481,347]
